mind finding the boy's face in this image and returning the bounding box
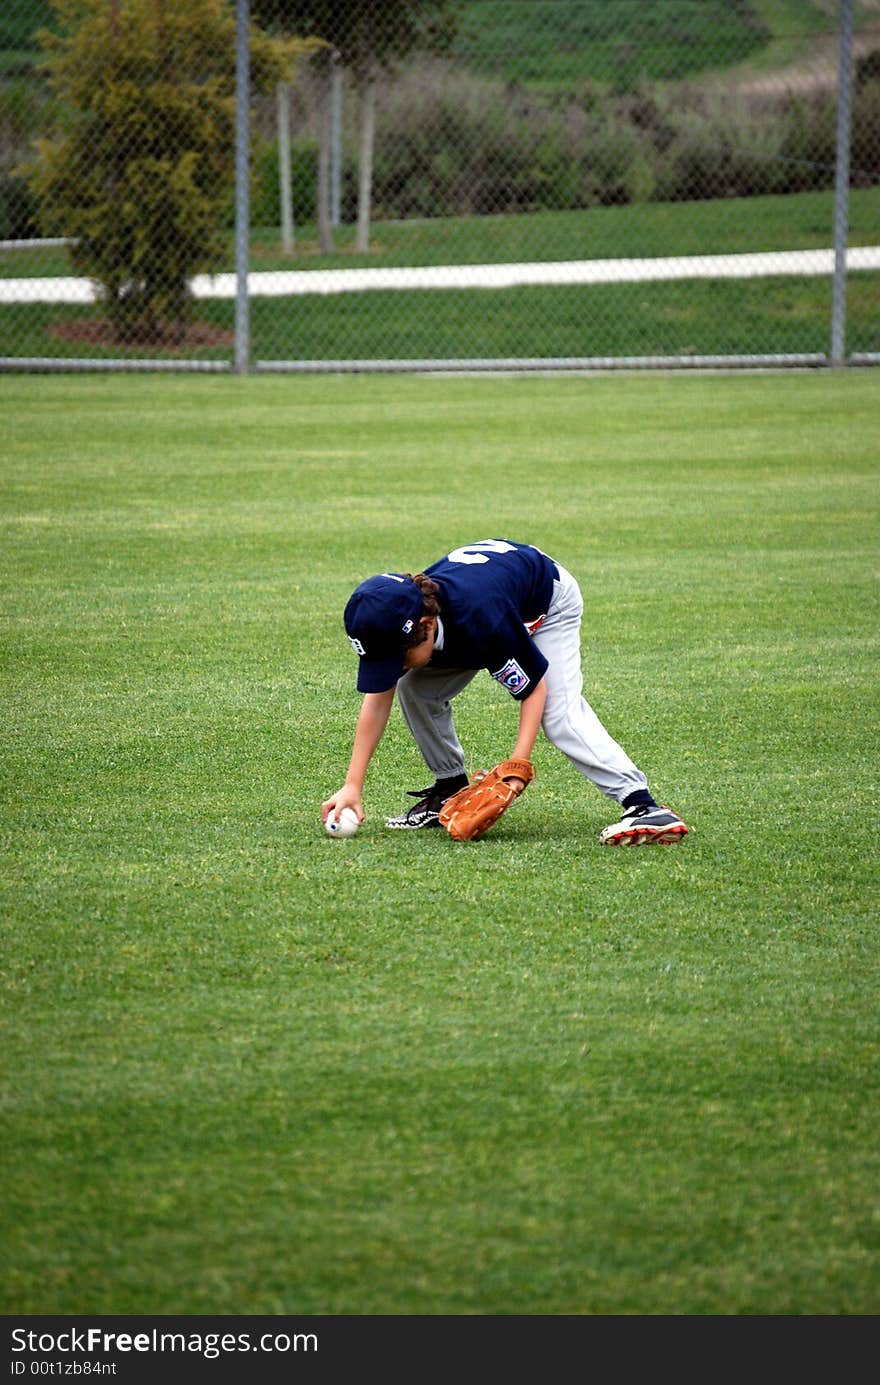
[401,617,438,672]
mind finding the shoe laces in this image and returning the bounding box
[403,786,442,817]
[406,785,436,801]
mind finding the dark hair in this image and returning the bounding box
[403,573,441,646]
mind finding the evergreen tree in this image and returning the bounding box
[27,0,289,342]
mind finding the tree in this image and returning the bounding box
[252,0,460,253]
[26,0,291,342]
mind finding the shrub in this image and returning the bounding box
[583,113,656,205]
[852,61,880,186]
[777,94,837,194]
[251,136,358,229]
[0,172,39,238]
[366,63,855,221]
[25,0,287,341]
[371,67,631,218]
[654,93,797,202]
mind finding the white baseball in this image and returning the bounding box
[326,806,360,838]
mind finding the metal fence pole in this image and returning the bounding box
[234,0,250,374]
[831,0,855,368]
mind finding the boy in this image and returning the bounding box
[321,539,687,845]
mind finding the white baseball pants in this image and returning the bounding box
[395,563,649,804]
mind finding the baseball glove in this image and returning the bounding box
[438,758,535,842]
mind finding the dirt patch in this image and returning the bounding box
[48,317,233,353]
[711,26,880,101]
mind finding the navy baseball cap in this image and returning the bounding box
[344,573,424,693]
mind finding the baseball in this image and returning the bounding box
[326,806,360,838]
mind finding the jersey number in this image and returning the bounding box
[447,540,516,566]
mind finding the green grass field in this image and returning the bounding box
[2,369,879,1315]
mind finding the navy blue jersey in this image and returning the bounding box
[424,539,558,700]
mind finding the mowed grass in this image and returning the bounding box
[5,189,879,280]
[3,190,878,363]
[4,273,879,363]
[1,370,879,1315]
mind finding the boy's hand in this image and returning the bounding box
[321,787,364,825]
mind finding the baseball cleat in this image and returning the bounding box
[385,786,446,829]
[599,804,688,846]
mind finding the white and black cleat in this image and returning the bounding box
[599,804,688,846]
[385,787,446,829]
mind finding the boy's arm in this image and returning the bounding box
[321,687,396,823]
[509,677,546,785]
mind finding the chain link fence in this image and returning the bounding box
[1,0,879,372]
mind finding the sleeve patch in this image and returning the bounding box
[492,658,531,695]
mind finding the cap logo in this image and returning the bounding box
[402,619,414,634]
[348,636,366,656]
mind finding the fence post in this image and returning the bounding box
[234,0,251,374]
[831,0,855,368]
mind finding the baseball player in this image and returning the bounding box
[321,539,687,845]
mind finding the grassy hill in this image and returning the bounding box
[0,0,54,71]
[452,0,880,90]
[5,1,875,83]
[452,0,772,89]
